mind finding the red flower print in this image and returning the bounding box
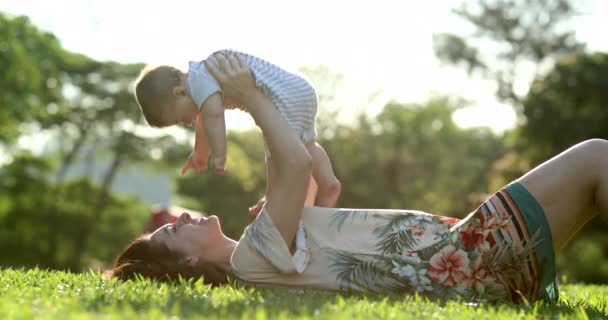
[427,245,471,286]
[458,225,489,251]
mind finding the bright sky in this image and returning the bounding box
[2,0,607,139]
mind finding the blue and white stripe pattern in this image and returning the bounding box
[194,49,319,145]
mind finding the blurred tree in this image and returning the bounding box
[519,52,608,162]
[434,0,608,283]
[50,60,169,267]
[0,154,149,271]
[324,97,506,218]
[0,13,176,267]
[517,53,608,283]
[0,13,65,142]
[433,0,587,104]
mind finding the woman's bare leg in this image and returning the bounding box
[248,155,276,216]
[516,139,608,252]
[305,176,318,206]
[307,142,341,207]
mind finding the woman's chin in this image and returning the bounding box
[208,215,222,229]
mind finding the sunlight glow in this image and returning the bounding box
[2,0,606,135]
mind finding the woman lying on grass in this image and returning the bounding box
[105,53,608,304]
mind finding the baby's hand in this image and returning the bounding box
[181,149,209,175]
[209,154,226,176]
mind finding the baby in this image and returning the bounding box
[134,50,341,214]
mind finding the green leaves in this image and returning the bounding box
[433,0,587,103]
[0,14,64,142]
[521,53,608,163]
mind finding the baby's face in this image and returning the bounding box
[171,97,199,126]
[165,74,199,127]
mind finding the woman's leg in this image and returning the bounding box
[516,139,608,251]
[248,155,276,216]
[307,142,341,207]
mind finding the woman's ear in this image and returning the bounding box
[179,256,199,266]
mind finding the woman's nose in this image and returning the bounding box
[179,213,191,223]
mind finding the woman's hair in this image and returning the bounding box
[103,234,229,287]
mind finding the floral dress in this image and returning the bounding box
[230,182,558,303]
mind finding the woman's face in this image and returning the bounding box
[149,212,223,260]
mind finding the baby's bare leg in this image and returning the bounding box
[307,142,341,207]
[517,139,608,252]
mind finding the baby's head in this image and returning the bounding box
[134,65,198,127]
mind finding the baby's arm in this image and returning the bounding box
[201,92,227,175]
[181,112,210,175]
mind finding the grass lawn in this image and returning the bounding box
[1,268,606,319]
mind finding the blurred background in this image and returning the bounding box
[0,0,607,283]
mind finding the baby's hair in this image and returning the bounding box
[134,65,182,127]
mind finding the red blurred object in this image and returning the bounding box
[145,205,205,232]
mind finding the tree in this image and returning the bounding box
[519,52,608,162]
[0,154,149,270]
[324,97,506,218]
[433,1,608,283]
[0,13,180,267]
[0,13,66,142]
[433,0,586,104]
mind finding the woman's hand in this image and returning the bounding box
[205,53,256,105]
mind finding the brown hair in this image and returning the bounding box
[134,65,181,127]
[103,234,229,287]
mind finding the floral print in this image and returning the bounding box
[427,245,471,286]
[458,224,489,251]
[237,184,556,303]
[328,186,549,303]
[391,261,433,292]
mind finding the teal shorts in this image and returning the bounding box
[502,182,558,302]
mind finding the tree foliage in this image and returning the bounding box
[520,52,608,162]
[0,14,65,142]
[433,0,586,103]
[434,0,608,283]
[0,154,149,270]
[0,13,171,271]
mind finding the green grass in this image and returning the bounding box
[0,268,606,319]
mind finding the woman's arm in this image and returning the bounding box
[204,53,311,246]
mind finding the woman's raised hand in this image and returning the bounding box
[204,53,256,104]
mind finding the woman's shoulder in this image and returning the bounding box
[230,230,270,279]
[231,208,308,276]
